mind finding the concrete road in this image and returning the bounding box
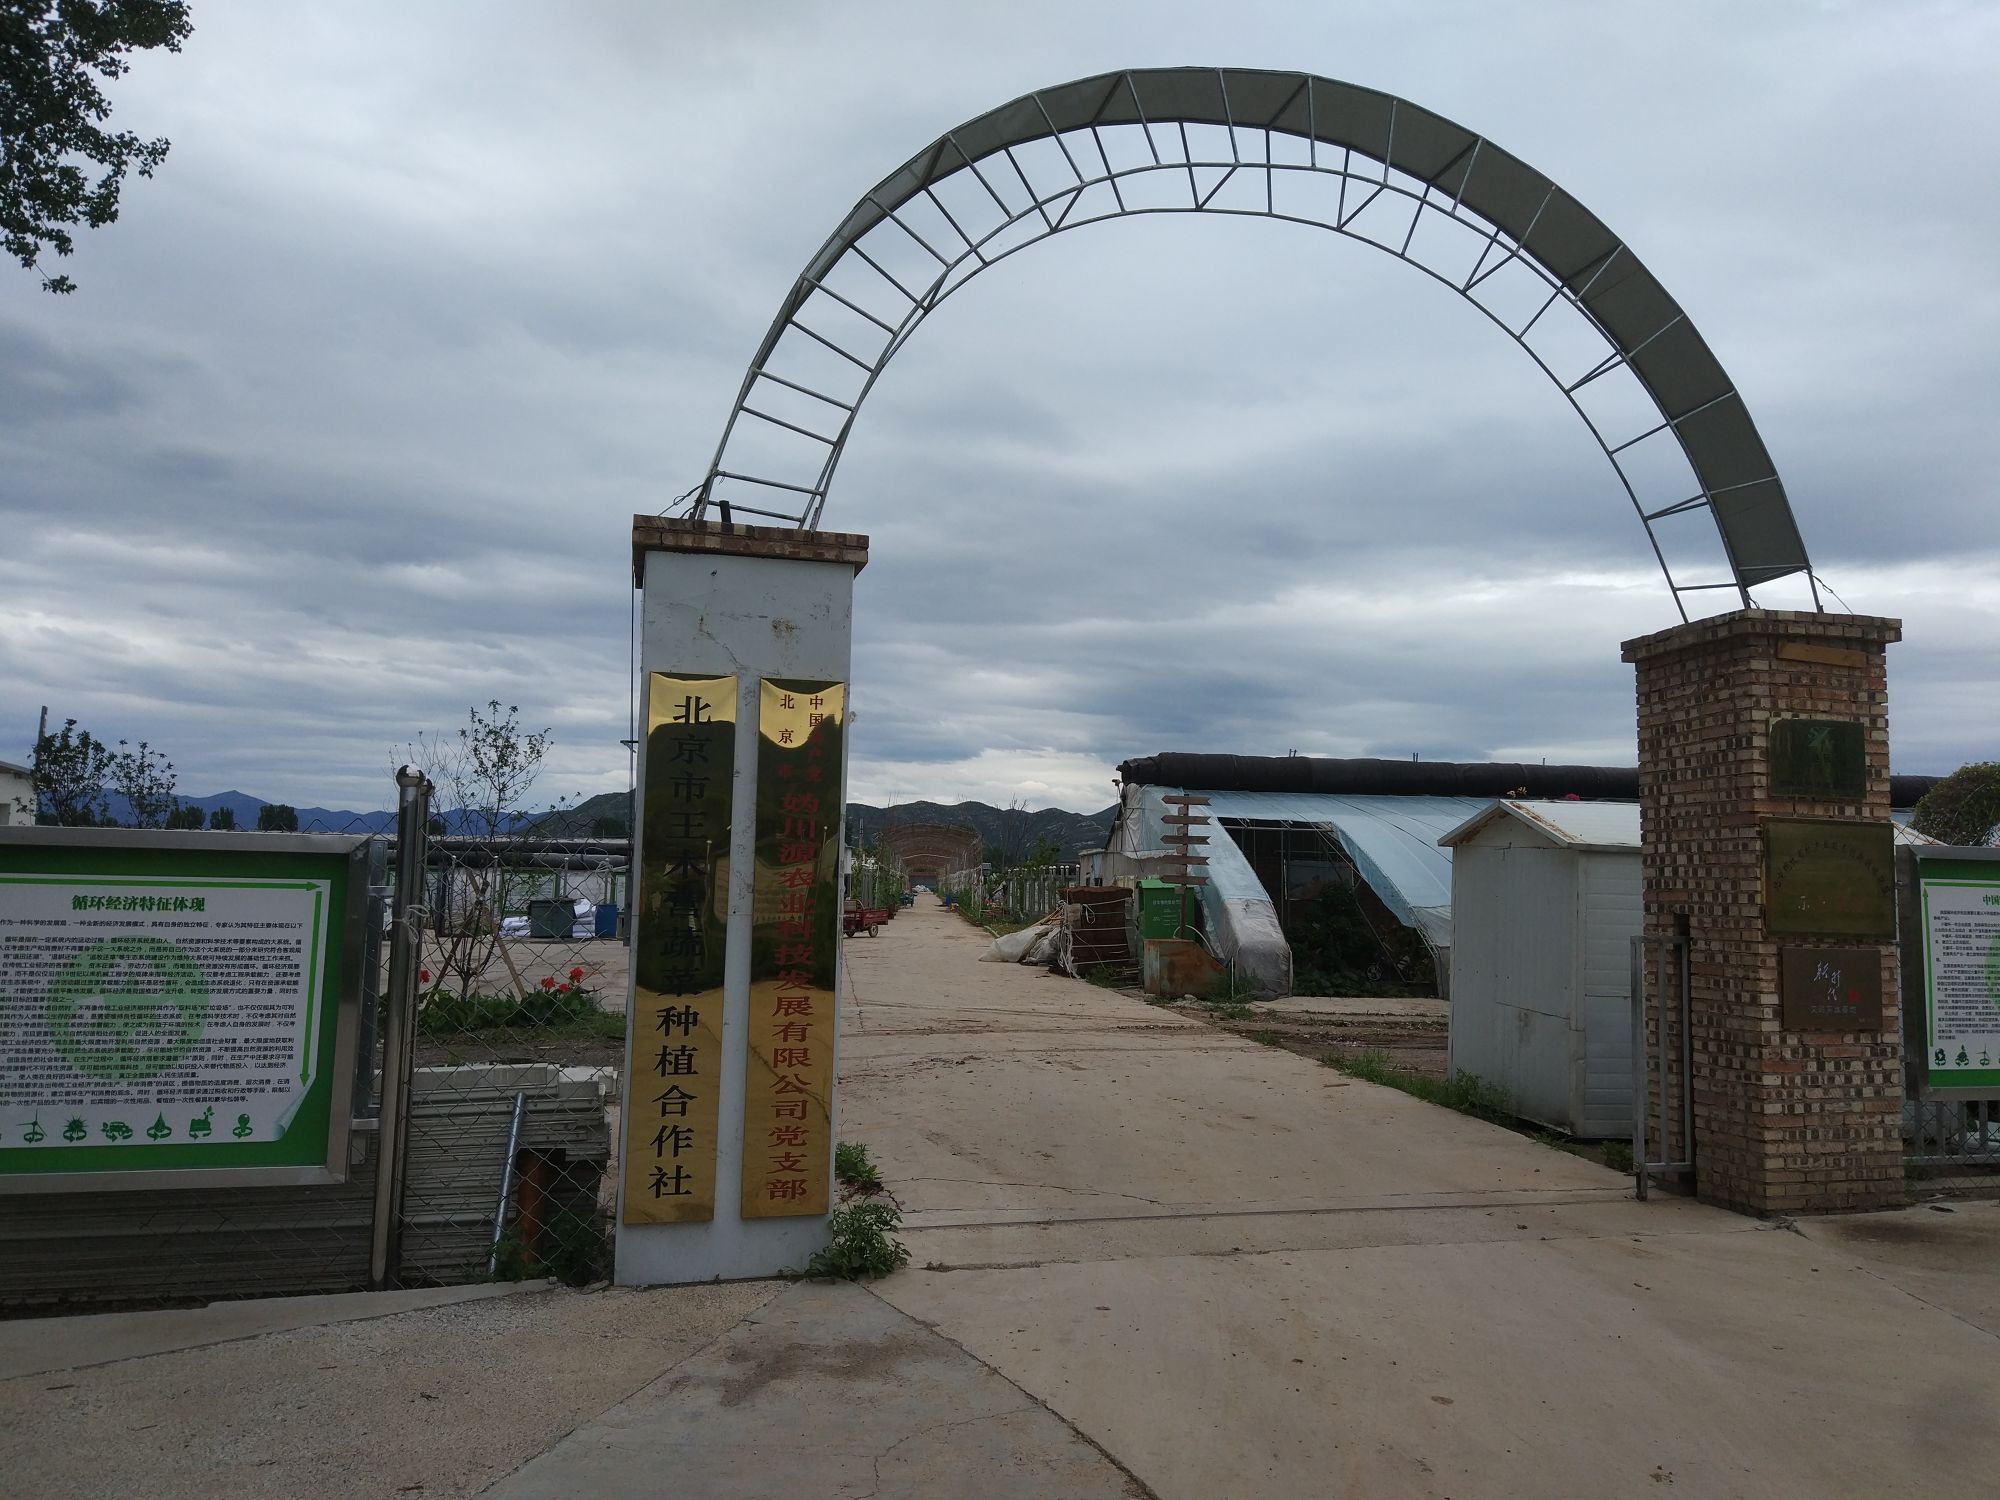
[1,1275,1143,1500]
[842,896,2000,1499]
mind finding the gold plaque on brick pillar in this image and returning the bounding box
[1763,818,1895,940]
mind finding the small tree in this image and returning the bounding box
[30,717,112,824]
[208,805,236,831]
[256,802,298,832]
[1912,762,2000,847]
[1024,832,1064,870]
[110,738,175,827]
[164,803,203,829]
[397,702,554,1003]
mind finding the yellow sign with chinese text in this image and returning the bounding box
[621,672,734,1225]
[741,679,844,1218]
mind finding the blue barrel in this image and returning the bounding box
[593,903,619,938]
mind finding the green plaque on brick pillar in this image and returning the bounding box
[1769,719,1866,799]
[1764,818,1895,940]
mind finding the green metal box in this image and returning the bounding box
[1136,879,1184,940]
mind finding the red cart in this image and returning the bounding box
[843,904,891,938]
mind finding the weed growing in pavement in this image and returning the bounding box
[835,1140,883,1192]
[1083,965,1122,988]
[1602,1140,1634,1173]
[803,1200,911,1281]
[1323,1047,1514,1125]
[1199,999,1253,1022]
[1249,1029,1283,1047]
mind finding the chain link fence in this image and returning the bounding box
[389,812,625,1287]
[1904,1095,2000,1199]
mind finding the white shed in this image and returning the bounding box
[1439,799,1642,1139]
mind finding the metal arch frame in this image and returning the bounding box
[693,67,1818,619]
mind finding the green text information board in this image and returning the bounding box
[0,834,360,1190]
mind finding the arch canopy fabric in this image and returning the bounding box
[705,66,1813,605]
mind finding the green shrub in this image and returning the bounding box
[493,1206,609,1287]
[417,983,598,1036]
[803,1200,910,1280]
[834,1140,882,1191]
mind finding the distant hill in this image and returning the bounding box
[536,791,1116,858]
[91,790,397,833]
[112,789,1116,853]
[846,800,1116,861]
[94,790,544,835]
[533,790,633,839]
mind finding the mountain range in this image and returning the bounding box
[538,791,1116,858]
[95,790,1117,856]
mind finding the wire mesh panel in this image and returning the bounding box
[1905,1096,2000,1199]
[388,832,626,1286]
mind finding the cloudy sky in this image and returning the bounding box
[3,1,1995,817]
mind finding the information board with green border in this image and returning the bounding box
[1917,855,2000,1094]
[0,830,367,1192]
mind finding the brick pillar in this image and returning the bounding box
[1621,609,1904,1215]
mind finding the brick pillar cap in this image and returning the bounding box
[1621,607,1900,663]
[632,516,870,585]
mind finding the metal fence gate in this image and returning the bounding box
[1630,932,1693,1199]
[373,772,622,1288]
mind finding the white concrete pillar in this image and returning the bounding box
[615,519,868,1285]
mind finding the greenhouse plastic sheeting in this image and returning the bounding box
[1138,787,1495,951]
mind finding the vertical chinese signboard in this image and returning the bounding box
[1916,855,2000,1094]
[742,678,845,1218]
[622,673,735,1225]
[0,830,365,1192]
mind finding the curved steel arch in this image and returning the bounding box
[694,66,1815,616]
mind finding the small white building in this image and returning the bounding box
[1439,800,1643,1139]
[0,758,33,826]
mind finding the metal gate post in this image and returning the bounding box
[1631,936,1649,1200]
[1631,933,1694,1199]
[369,766,432,1289]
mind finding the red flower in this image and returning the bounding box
[569,967,585,982]
[540,976,556,990]
[419,969,431,984]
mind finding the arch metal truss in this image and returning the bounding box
[876,822,984,883]
[693,67,1817,618]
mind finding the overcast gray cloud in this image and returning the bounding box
[2,1,1994,815]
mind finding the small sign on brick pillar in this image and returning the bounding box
[1622,609,1905,1215]
[617,517,868,1284]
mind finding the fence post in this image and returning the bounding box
[370,766,432,1289]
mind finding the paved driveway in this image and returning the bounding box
[841,897,2000,1499]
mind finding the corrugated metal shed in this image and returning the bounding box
[1442,799,1938,853]
[1442,800,1641,853]
[1446,800,1641,1137]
